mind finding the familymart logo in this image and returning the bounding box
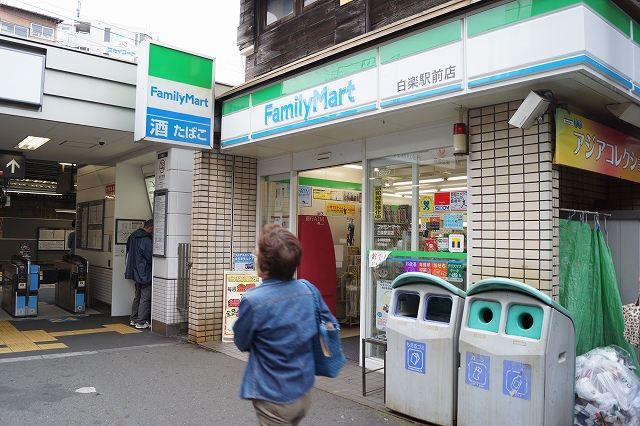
[264,80,356,125]
[150,86,210,108]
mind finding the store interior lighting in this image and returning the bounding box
[342,164,362,169]
[7,189,62,196]
[15,136,50,150]
[55,209,76,214]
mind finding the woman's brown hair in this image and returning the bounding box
[257,224,303,280]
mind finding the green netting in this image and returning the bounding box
[559,219,640,371]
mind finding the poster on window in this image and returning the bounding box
[434,192,451,211]
[376,280,393,331]
[326,202,356,217]
[343,190,361,203]
[373,186,383,220]
[419,195,434,216]
[222,271,260,342]
[450,191,467,211]
[298,185,312,206]
[313,189,331,200]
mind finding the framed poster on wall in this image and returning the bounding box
[153,189,167,257]
[37,228,67,250]
[115,219,146,245]
[75,199,104,250]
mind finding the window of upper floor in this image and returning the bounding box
[265,0,319,27]
[1,20,29,38]
[30,23,54,41]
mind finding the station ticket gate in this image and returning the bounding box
[54,255,88,313]
[1,255,39,317]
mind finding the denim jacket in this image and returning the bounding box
[233,278,335,404]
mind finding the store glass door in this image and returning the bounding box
[365,148,468,356]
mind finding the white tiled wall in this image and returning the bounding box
[189,151,257,343]
[152,148,193,328]
[468,102,557,298]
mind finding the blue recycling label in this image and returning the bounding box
[405,340,426,374]
[465,352,490,390]
[502,360,531,400]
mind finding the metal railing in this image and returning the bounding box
[177,243,192,312]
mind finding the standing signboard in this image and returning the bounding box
[134,40,215,148]
[222,271,260,342]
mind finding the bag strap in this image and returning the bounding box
[300,279,321,326]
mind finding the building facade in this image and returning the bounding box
[0,3,62,43]
[56,18,157,62]
[186,0,640,377]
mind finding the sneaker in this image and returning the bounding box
[130,321,136,326]
[135,321,150,329]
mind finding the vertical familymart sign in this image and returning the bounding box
[135,41,215,148]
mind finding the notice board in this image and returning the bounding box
[153,189,167,257]
[76,199,104,250]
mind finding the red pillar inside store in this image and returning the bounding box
[297,215,337,315]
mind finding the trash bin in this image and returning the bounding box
[385,272,466,425]
[457,278,575,426]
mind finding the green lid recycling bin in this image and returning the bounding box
[385,272,466,425]
[457,278,575,426]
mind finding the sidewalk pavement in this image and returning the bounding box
[200,339,390,414]
[0,335,420,425]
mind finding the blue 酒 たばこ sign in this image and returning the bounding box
[135,41,215,148]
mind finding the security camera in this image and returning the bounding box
[99,141,105,146]
[508,91,552,129]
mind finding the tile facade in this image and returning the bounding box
[468,102,557,298]
[189,151,257,343]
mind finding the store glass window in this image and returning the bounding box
[365,148,467,353]
[261,173,291,229]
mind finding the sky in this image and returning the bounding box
[2,0,245,85]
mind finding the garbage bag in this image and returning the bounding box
[574,346,640,425]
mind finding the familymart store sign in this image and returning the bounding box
[135,41,215,148]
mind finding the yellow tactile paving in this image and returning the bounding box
[73,328,113,335]
[0,322,139,353]
[2,337,33,344]
[103,323,141,334]
[5,343,40,351]
[38,343,68,350]
[22,330,58,342]
[0,321,18,331]
[49,331,75,337]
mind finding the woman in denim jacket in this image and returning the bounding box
[234,224,335,425]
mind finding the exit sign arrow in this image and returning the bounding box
[6,159,20,174]
[0,152,25,179]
